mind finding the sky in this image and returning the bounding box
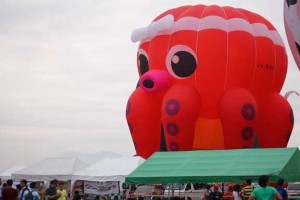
[0,0,299,172]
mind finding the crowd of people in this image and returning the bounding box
[202,175,288,200]
[0,178,70,200]
[0,175,290,200]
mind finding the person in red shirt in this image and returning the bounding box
[2,179,18,200]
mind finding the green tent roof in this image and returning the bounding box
[126,147,300,184]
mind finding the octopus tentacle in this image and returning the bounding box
[257,93,294,147]
[161,84,202,151]
[126,87,165,158]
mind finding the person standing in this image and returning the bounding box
[57,182,67,200]
[208,184,223,200]
[240,179,254,200]
[45,179,61,200]
[249,175,282,200]
[0,178,3,200]
[23,182,41,200]
[1,183,8,199]
[202,184,212,200]
[19,179,29,200]
[16,184,22,196]
[2,179,18,200]
[276,179,288,200]
[73,191,81,200]
[39,183,46,200]
[233,184,242,200]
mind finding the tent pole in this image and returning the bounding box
[221,183,224,195]
[137,184,139,200]
[172,183,174,197]
[118,181,120,200]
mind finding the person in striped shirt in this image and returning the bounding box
[240,179,254,200]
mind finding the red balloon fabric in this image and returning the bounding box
[126,4,294,159]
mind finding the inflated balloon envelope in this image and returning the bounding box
[126,4,294,159]
[284,0,300,70]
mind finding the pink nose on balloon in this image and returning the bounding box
[140,70,171,92]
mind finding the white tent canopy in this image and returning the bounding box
[72,156,145,183]
[58,151,121,165]
[12,157,87,181]
[0,166,27,181]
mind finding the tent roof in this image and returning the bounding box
[12,157,87,181]
[72,156,145,182]
[0,166,27,180]
[58,151,121,165]
[126,147,300,184]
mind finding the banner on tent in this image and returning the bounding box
[84,181,119,195]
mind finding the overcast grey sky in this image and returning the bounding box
[0,0,299,172]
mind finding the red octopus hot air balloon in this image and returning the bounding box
[126,4,294,159]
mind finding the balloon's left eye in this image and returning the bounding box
[138,49,149,75]
[166,45,197,79]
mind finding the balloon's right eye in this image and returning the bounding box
[138,49,149,75]
[166,45,197,79]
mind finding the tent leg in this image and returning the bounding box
[221,183,224,195]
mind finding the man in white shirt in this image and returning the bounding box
[19,179,28,200]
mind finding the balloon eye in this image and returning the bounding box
[166,45,197,79]
[171,51,196,78]
[286,0,297,6]
[138,54,149,75]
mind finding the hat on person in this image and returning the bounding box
[213,184,219,190]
